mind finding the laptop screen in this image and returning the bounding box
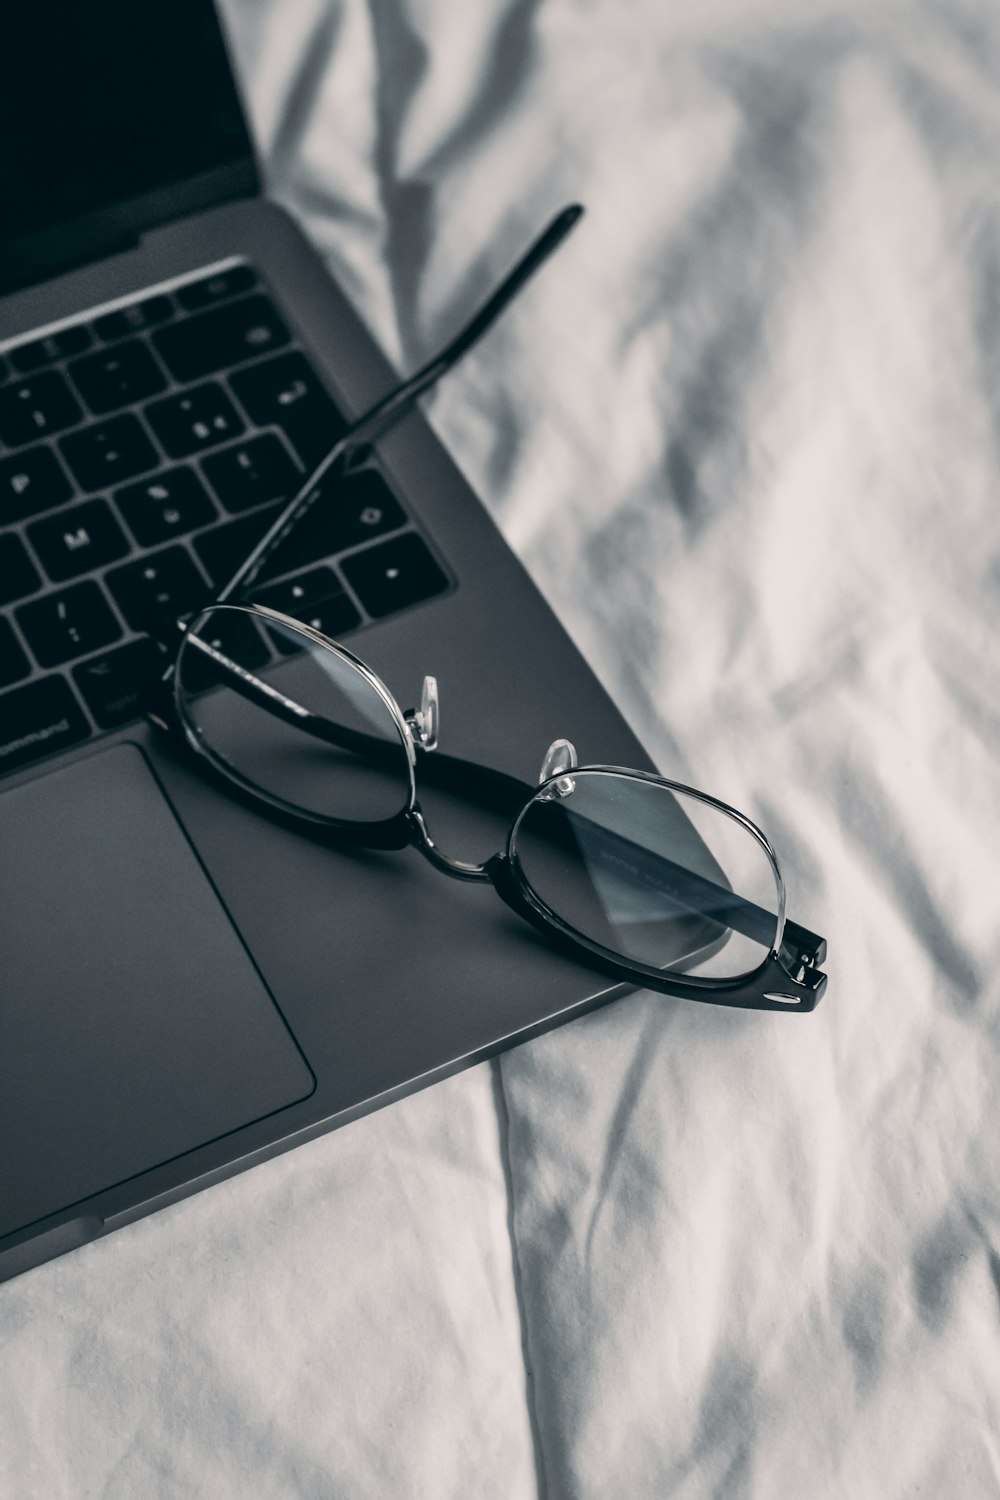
[1,0,253,276]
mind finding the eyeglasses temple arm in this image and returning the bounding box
[169,636,536,814]
[536,810,826,973]
[174,634,402,761]
[211,204,584,607]
[562,814,776,947]
[338,203,585,451]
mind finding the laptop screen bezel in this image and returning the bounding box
[0,2,260,296]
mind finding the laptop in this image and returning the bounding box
[0,0,654,1284]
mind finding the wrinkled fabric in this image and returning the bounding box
[4,0,1000,1494]
[0,1071,534,1500]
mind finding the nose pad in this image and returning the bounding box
[537,738,577,798]
[406,674,439,750]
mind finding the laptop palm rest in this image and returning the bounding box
[0,743,315,1240]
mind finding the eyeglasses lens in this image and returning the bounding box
[511,771,781,980]
[176,607,413,823]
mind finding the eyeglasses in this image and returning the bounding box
[145,206,827,1012]
[151,601,826,1012]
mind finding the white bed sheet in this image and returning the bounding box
[3,1,1000,1494]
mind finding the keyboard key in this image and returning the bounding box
[152,294,290,383]
[180,609,271,694]
[0,534,42,605]
[198,498,357,590]
[246,469,405,582]
[8,325,93,373]
[256,567,361,640]
[0,370,84,447]
[17,580,122,667]
[72,637,163,729]
[252,565,342,616]
[60,414,159,492]
[176,266,256,310]
[228,351,348,466]
[312,469,407,554]
[0,446,74,522]
[145,382,244,459]
[115,466,217,547]
[340,532,448,618]
[68,340,167,415]
[93,295,175,342]
[276,590,360,642]
[0,618,31,687]
[0,675,90,773]
[27,498,130,583]
[107,546,209,633]
[201,433,300,514]
[8,346,49,375]
[193,503,284,588]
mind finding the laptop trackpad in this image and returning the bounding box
[0,743,315,1240]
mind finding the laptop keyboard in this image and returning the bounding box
[0,263,451,778]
